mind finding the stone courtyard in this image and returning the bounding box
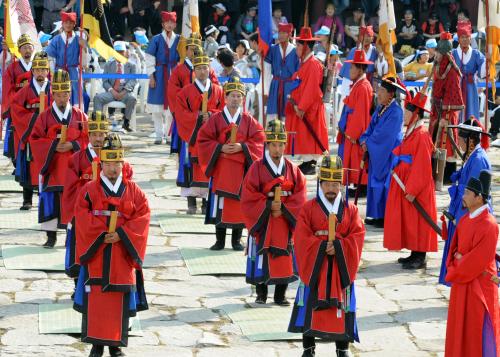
[0,113,499,357]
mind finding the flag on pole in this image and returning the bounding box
[377,0,397,78]
[478,0,500,97]
[178,0,200,63]
[81,0,127,63]
[5,0,41,57]
[257,0,273,56]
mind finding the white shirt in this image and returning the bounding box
[264,150,284,176]
[223,106,241,124]
[469,204,489,219]
[87,143,97,159]
[161,31,177,48]
[32,78,48,96]
[61,31,76,45]
[100,172,123,194]
[195,79,211,93]
[318,189,342,215]
[52,102,71,121]
[19,58,32,71]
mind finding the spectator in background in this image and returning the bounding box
[313,26,331,59]
[217,48,241,78]
[247,33,260,72]
[403,47,433,81]
[344,7,365,50]
[42,0,76,33]
[234,40,253,79]
[128,0,154,35]
[271,6,288,40]
[107,0,128,38]
[93,41,138,132]
[235,4,258,41]
[203,25,220,58]
[395,8,422,55]
[436,0,459,31]
[422,12,445,41]
[207,3,232,46]
[313,3,344,47]
[425,38,437,63]
[33,0,44,32]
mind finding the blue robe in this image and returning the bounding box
[46,34,82,106]
[438,146,492,285]
[339,45,378,79]
[146,33,180,107]
[265,43,300,117]
[452,48,485,121]
[359,101,403,219]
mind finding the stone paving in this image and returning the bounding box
[0,113,499,357]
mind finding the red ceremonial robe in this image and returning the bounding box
[338,75,373,185]
[30,104,88,191]
[2,60,32,118]
[292,195,365,338]
[429,55,464,158]
[285,53,329,155]
[445,206,500,357]
[75,176,150,346]
[167,60,219,115]
[384,121,438,252]
[176,80,225,186]
[62,146,134,277]
[241,155,307,284]
[197,108,265,227]
[11,79,51,165]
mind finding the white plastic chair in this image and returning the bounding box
[102,82,140,131]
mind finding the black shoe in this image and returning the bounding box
[402,257,426,270]
[373,218,384,229]
[443,162,457,185]
[109,346,125,356]
[20,202,32,210]
[231,228,244,251]
[255,296,267,304]
[397,254,414,264]
[186,197,197,215]
[273,283,289,305]
[274,298,291,306]
[122,120,132,133]
[337,349,350,357]
[201,198,207,215]
[255,283,268,304]
[364,217,375,225]
[299,161,317,175]
[154,139,162,145]
[302,347,315,357]
[43,232,57,249]
[89,344,104,357]
[210,228,226,250]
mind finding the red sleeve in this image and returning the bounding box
[281,165,307,228]
[294,201,326,286]
[61,153,84,224]
[345,82,373,140]
[241,162,269,234]
[240,115,265,166]
[197,114,223,176]
[115,182,150,269]
[405,131,434,198]
[10,88,36,148]
[167,66,184,114]
[2,65,15,115]
[336,204,365,283]
[175,87,202,145]
[293,60,323,114]
[209,68,220,85]
[446,218,499,284]
[29,110,57,177]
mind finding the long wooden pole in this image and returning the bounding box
[78,0,84,110]
[260,55,267,128]
[304,0,309,27]
[484,0,489,133]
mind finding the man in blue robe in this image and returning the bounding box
[264,22,299,120]
[438,117,492,285]
[359,77,404,228]
[451,21,485,122]
[45,12,87,107]
[145,11,180,145]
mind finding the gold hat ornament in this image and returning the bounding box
[17,34,33,49]
[32,51,50,70]
[264,119,288,143]
[52,69,71,93]
[100,133,125,162]
[193,51,210,67]
[318,155,344,183]
[223,76,246,95]
[186,32,202,48]
[88,111,109,133]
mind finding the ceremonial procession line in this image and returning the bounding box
[0,113,499,356]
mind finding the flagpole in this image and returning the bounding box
[484,0,489,133]
[78,0,84,110]
[261,51,267,128]
[304,0,309,27]
[1,0,9,134]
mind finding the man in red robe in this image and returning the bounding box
[288,155,365,357]
[30,69,88,248]
[175,51,225,214]
[241,119,307,305]
[284,27,329,175]
[197,77,265,251]
[11,51,50,210]
[74,134,149,357]
[61,111,109,281]
[2,34,34,160]
[384,92,438,269]
[445,170,499,357]
[429,32,465,183]
[337,49,373,194]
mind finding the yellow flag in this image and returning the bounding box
[478,0,500,98]
[178,0,200,63]
[377,0,397,78]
